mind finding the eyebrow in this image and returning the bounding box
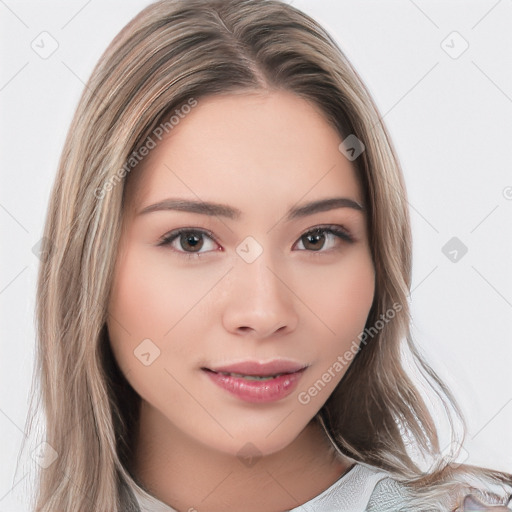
[137,196,364,221]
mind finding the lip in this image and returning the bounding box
[201,360,309,404]
[202,367,307,403]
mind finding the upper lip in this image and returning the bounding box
[203,360,309,377]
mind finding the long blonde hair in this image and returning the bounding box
[20,0,512,510]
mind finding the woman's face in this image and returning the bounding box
[107,90,375,458]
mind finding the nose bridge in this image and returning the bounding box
[223,236,298,336]
[240,246,281,297]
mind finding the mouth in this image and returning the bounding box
[201,368,305,381]
[200,361,309,403]
[201,359,309,378]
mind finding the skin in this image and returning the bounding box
[107,90,376,512]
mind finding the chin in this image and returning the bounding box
[204,421,311,460]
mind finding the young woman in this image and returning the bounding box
[24,0,512,510]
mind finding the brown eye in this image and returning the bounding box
[178,232,204,252]
[158,228,218,255]
[301,230,326,251]
[294,226,353,252]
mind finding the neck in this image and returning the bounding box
[133,400,353,512]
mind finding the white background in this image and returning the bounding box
[1,1,511,509]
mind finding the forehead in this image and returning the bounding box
[124,90,363,216]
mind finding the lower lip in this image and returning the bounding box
[203,368,306,403]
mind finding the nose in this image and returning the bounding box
[222,251,299,339]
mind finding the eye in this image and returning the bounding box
[157,228,219,257]
[158,224,354,259]
[293,225,354,252]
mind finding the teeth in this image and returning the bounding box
[218,371,283,380]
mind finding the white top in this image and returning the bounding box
[129,462,396,512]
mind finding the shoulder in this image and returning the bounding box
[365,473,512,512]
[365,475,412,512]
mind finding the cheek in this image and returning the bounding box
[107,247,193,402]
[332,260,375,330]
[107,246,221,374]
[107,248,177,371]
[109,254,167,338]
[109,248,198,338]
[294,253,374,408]
[300,251,375,340]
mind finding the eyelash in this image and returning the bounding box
[157,224,354,260]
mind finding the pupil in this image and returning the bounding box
[304,231,325,251]
[181,232,203,252]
